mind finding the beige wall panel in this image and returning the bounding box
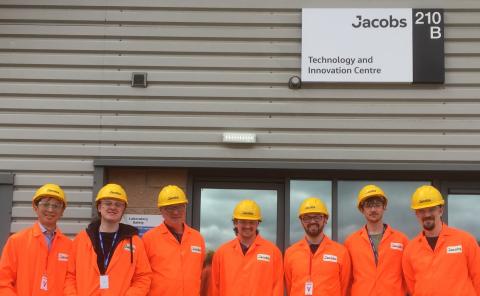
[11,221,88,235]
[14,173,94,187]
[0,53,300,69]
[4,97,480,115]
[2,84,480,100]
[0,158,93,172]
[100,115,480,131]
[1,0,479,9]
[4,128,480,147]
[14,189,92,203]
[0,113,102,126]
[0,25,301,40]
[12,206,91,219]
[2,68,480,86]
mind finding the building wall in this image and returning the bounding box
[0,0,479,235]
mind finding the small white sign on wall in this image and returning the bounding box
[122,214,163,237]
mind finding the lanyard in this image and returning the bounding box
[366,224,386,265]
[99,231,118,272]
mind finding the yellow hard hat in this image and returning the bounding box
[232,200,262,221]
[33,183,66,205]
[157,185,188,208]
[357,184,387,208]
[298,197,329,217]
[96,183,128,204]
[411,185,444,210]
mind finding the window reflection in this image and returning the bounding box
[200,188,277,251]
[448,194,480,245]
[338,181,429,242]
[290,180,332,245]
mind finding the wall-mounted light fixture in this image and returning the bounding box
[288,75,302,89]
[222,132,256,144]
[131,72,148,88]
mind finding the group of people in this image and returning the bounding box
[0,182,479,296]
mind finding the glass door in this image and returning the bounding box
[192,182,284,252]
[442,182,480,245]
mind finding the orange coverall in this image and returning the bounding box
[210,234,283,296]
[402,224,480,296]
[284,235,351,296]
[142,222,206,296]
[0,222,72,295]
[64,229,151,295]
[344,224,408,296]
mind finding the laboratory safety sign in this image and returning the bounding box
[301,9,444,84]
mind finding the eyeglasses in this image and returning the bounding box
[162,204,186,214]
[38,202,63,211]
[101,201,125,208]
[363,201,384,209]
[301,215,325,223]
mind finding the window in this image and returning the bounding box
[448,194,480,244]
[338,180,429,241]
[289,180,332,245]
[199,187,279,251]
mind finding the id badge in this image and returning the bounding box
[100,275,109,289]
[305,281,313,295]
[40,275,48,291]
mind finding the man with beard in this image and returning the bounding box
[210,199,283,296]
[344,185,408,296]
[284,197,351,296]
[402,185,480,296]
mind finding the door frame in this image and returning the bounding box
[440,181,480,224]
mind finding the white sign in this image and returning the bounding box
[122,214,163,236]
[302,9,413,83]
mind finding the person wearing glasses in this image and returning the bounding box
[142,185,206,296]
[64,183,152,295]
[344,185,409,296]
[210,199,283,296]
[284,197,351,296]
[0,183,72,295]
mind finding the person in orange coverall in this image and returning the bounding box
[210,199,283,296]
[0,183,72,295]
[402,185,480,296]
[284,197,351,296]
[344,185,409,296]
[64,183,151,295]
[142,185,206,296]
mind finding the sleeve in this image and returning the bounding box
[0,236,18,296]
[125,237,152,296]
[273,247,284,296]
[209,250,221,296]
[401,244,415,295]
[283,249,292,296]
[466,235,480,294]
[63,234,79,296]
[340,248,352,296]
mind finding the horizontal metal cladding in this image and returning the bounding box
[10,171,94,235]
[1,2,480,235]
